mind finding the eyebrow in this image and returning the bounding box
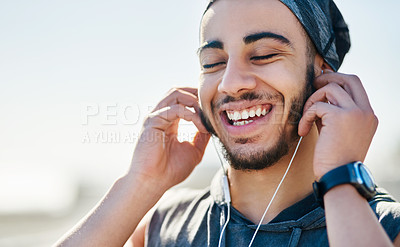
[244,32,292,47]
[197,31,292,55]
[197,40,223,55]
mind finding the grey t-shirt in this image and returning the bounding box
[146,170,400,246]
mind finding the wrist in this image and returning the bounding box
[323,184,369,210]
[313,162,376,208]
[324,183,359,199]
[121,171,169,200]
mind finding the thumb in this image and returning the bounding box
[193,132,211,153]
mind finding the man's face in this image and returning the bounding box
[198,0,315,170]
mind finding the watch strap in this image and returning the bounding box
[318,164,353,196]
[313,163,354,208]
[313,162,377,209]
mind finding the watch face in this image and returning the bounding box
[359,164,376,192]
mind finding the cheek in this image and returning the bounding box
[198,74,219,113]
[254,63,306,113]
[256,61,305,88]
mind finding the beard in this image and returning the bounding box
[199,63,315,171]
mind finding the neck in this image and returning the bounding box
[227,127,318,224]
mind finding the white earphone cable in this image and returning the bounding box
[218,200,230,247]
[213,137,231,247]
[212,137,227,174]
[247,136,303,247]
[213,136,303,247]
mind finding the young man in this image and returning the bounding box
[55,0,400,246]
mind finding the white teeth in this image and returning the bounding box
[256,107,262,117]
[226,105,271,124]
[249,109,255,117]
[241,110,249,119]
[232,120,254,126]
[261,108,267,116]
[233,121,241,126]
[233,111,240,121]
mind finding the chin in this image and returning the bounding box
[219,130,294,171]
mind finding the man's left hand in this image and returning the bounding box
[298,70,378,179]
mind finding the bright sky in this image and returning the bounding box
[0,0,399,212]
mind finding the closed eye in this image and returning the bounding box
[251,54,279,61]
[202,62,226,69]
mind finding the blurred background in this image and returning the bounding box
[0,0,399,246]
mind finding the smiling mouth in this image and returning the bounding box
[224,104,272,126]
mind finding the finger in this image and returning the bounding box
[322,69,334,74]
[298,102,338,136]
[303,82,356,114]
[177,87,198,96]
[148,104,208,133]
[192,132,211,153]
[315,72,373,111]
[152,88,200,113]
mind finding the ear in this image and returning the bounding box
[321,63,333,71]
[313,54,333,76]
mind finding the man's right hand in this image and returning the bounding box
[129,87,211,192]
[53,87,210,247]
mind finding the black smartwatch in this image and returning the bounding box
[313,161,377,208]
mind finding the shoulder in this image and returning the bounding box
[146,187,214,246]
[154,187,212,212]
[369,187,400,241]
[148,186,213,229]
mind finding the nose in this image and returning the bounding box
[218,58,257,96]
